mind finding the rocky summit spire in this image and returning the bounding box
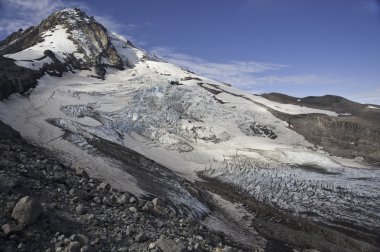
[46,8,125,72]
[0,8,153,99]
[0,8,125,78]
[0,8,157,99]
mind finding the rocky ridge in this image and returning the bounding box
[0,56,42,100]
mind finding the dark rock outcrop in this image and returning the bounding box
[0,56,42,100]
[0,49,87,99]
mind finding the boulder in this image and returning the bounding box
[1,223,22,237]
[75,167,89,179]
[70,234,89,246]
[102,197,113,206]
[129,207,138,213]
[75,204,87,215]
[152,198,165,212]
[12,196,42,224]
[142,201,154,212]
[80,245,95,252]
[115,194,127,205]
[135,232,148,243]
[64,241,81,252]
[99,182,111,190]
[129,196,136,204]
[156,236,188,252]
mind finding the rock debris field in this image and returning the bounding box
[0,122,242,252]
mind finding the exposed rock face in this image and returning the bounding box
[0,49,88,99]
[47,9,124,73]
[262,93,380,164]
[0,56,42,99]
[0,26,41,55]
[238,121,277,139]
[0,8,126,100]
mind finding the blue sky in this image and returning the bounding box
[1,0,380,104]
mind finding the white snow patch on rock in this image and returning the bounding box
[5,25,78,67]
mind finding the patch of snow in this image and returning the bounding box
[249,95,339,116]
[4,25,79,69]
[367,105,380,109]
[110,33,146,66]
[14,57,54,70]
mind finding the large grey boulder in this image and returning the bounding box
[156,236,188,252]
[12,196,42,225]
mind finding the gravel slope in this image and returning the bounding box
[0,121,243,252]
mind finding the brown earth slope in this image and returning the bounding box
[261,93,380,165]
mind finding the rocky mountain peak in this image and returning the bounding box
[0,8,152,99]
[40,8,90,28]
[43,8,124,71]
[0,8,125,77]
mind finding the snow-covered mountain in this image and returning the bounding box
[0,8,156,99]
[0,8,379,251]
